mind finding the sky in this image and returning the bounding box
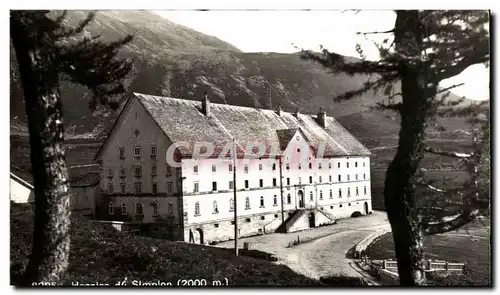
[155,10,490,101]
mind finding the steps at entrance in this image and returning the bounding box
[276,207,336,233]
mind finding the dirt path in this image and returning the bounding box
[216,211,390,280]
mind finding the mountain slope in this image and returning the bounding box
[10,10,474,139]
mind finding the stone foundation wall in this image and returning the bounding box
[184,211,285,244]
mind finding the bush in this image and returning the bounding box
[351,211,363,218]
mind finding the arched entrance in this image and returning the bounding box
[196,228,204,245]
[298,190,305,208]
[308,212,316,228]
[364,202,369,215]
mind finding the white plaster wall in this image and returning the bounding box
[10,178,33,203]
[99,97,175,197]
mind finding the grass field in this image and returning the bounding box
[364,220,491,286]
[10,204,326,286]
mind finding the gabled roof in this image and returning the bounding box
[97,92,371,160]
[276,128,300,151]
[10,166,33,188]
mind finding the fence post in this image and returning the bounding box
[427,260,432,271]
[383,260,387,269]
[445,262,449,271]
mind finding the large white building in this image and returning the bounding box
[95,92,372,244]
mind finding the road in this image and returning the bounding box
[216,211,390,280]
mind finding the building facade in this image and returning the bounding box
[10,172,34,204]
[95,92,372,244]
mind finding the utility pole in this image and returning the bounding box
[232,137,238,256]
[278,156,285,225]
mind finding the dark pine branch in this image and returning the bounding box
[300,49,399,75]
[58,34,134,110]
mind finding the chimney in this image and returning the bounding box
[276,104,282,116]
[202,92,210,116]
[293,106,299,118]
[317,107,327,128]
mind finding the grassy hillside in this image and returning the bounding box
[364,219,491,286]
[10,204,322,286]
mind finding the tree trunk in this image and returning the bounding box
[383,10,438,286]
[11,13,72,286]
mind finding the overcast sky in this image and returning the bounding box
[155,10,489,101]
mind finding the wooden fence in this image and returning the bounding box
[369,259,465,273]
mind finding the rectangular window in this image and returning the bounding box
[309,176,313,184]
[298,177,302,184]
[347,162,350,168]
[339,188,342,198]
[152,183,158,194]
[244,165,249,173]
[134,182,142,193]
[193,182,199,193]
[109,203,114,214]
[212,182,217,191]
[245,180,249,189]
[363,161,366,167]
[309,163,312,169]
[229,164,233,172]
[356,187,359,196]
[166,165,172,175]
[273,178,277,186]
[287,178,290,186]
[319,176,322,183]
[338,162,340,168]
[272,163,276,171]
[355,161,358,168]
[259,164,263,170]
[134,166,142,177]
[134,146,141,157]
[320,190,323,200]
[151,145,157,157]
[329,175,332,182]
[338,175,341,181]
[260,179,263,187]
[363,173,366,179]
[151,165,157,176]
[212,164,216,172]
[286,163,290,170]
[107,183,113,193]
[355,174,358,180]
[120,167,125,178]
[329,162,332,169]
[318,163,322,169]
[298,163,301,170]
[348,175,350,181]
[153,203,159,216]
[120,183,126,194]
[229,181,234,190]
[364,186,367,195]
[193,165,198,173]
[119,147,125,159]
[108,168,113,178]
[348,187,351,197]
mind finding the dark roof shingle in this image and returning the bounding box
[135,93,371,158]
